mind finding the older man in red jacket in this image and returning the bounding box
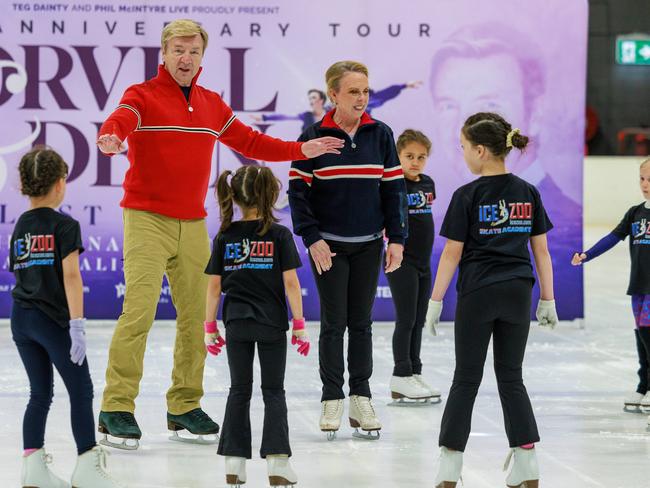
[96,18,342,450]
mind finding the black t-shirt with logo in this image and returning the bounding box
[10,208,84,328]
[403,174,436,267]
[440,174,553,296]
[613,203,650,295]
[205,221,302,329]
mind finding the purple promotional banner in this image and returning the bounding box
[0,0,586,321]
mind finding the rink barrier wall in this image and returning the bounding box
[584,156,645,226]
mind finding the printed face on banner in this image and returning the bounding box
[428,23,543,188]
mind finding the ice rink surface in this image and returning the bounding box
[0,227,648,487]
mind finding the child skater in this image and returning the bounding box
[386,130,441,404]
[10,148,122,488]
[572,158,650,415]
[425,113,558,488]
[204,165,309,487]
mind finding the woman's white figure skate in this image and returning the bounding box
[349,395,381,440]
[319,399,343,441]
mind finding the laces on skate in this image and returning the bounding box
[349,396,381,440]
[98,412,141,451]
[320,400,343,441]
[167,409,220,445]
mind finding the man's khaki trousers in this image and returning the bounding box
[102,208,210,415]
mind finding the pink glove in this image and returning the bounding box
[204,321,226,356]
[291,318,310,356]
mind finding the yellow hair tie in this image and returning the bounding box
[506,128,520,149]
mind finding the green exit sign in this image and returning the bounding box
[616,35,650,65]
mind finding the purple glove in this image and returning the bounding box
[69,318,87,366]
[291,318,310,356]
[204,321,226,356]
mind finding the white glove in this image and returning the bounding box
[536,299,558,329]
[425,299,443,336]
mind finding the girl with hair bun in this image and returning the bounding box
[426,113,557,488]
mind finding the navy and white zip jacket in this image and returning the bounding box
[288,110,408,248]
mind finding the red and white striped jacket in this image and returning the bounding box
[99,65,305,219]
[288,110,408,247]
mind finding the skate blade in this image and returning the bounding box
[388,396,442,407]
[169,430,219,445]
[623,404,643,413]
[269,475,297,486]
[352,428,380,440]
[321,430,337,441]
[99,433,139,450]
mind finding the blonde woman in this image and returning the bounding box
[288,61,408,440]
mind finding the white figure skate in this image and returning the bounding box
[21,448,70,488]
[503,447,539,488]
[623,391,645,413]
[319,399,343,441]
[413,374,442,404]
[349,395,381,440]
[434,446,463,488]
[640,392,650,413]
[267,455,297,487]
[225,456,246,487]
[389,375,437,406]
[71,446,125,488]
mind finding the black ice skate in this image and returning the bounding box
[98,411,142,450]
[167,408,219,445]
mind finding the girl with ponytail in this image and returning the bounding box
[205,165,307,487]
[427,112,556,488]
